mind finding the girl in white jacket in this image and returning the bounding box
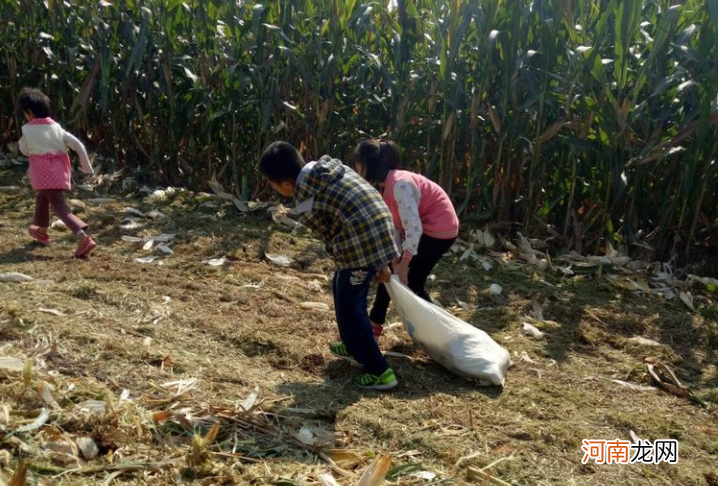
[18,88,96,257]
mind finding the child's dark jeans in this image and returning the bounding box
[333,266,390,376]
[370,235,456,325]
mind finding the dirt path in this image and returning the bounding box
[1,170,717,486]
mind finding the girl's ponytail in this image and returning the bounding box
[354,138,401,184]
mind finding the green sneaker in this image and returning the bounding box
[329,341,359,365]
[355,368,398,390]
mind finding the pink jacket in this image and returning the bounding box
[382,170,459,240]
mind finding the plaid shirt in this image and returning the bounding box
[295,156,399,270]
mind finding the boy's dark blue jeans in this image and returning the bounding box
[332,267,390,376]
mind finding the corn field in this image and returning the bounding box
[1,0,716,262]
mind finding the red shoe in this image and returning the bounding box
[372,324,383,338]
[28,226,50,246]
[75,236,97,258]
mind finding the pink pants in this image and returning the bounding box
[33,190,87,235]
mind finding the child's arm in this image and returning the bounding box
[392,180,423,284]
[394,180,423,261]
[63,132,93,174]
[18,135,29,156]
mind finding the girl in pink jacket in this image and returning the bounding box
[18,88,96,257]
[353,139,459,337]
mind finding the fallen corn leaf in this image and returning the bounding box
[156,244,174,255]
[467,467,512,486]
[75,437,99,459]
[37,381,61,410]
[51,219,68,230]
[611,380,655,392]
[74,400,107,416]
[9,461,28,486]
[122,207,145,217]
[327,449,364,469]
[643,357,707,407]
[204,422,221,445]
[240,386,260,412]
[203,257,227,267]
[299,302,330,311]
[357,454,392,486]
[265,253,294,267]
[0,357,24,373]
[679,291,695,311]
[0,273,34,283]
[318,474,342,486]
[38,308,65,317]
[627,336,663,347]
[16,408,50,433]
[153,411,172,423]
[522,322,545,339]
[135,256,157,264]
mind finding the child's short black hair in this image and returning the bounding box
[352,139,401,184]
[18,87,51,118]
[259,141,305,183]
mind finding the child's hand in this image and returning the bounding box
[393,259,410,285]
[374,265,392,284]
[79,170,94,182]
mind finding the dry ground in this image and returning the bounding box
[1,166,717,486]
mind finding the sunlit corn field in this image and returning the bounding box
[1,0,716,262]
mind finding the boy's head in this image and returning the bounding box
[18,87,51,119]
[259,141,305,197]
[352,139,401,185]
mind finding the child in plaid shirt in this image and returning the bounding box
[259,141,400,390]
